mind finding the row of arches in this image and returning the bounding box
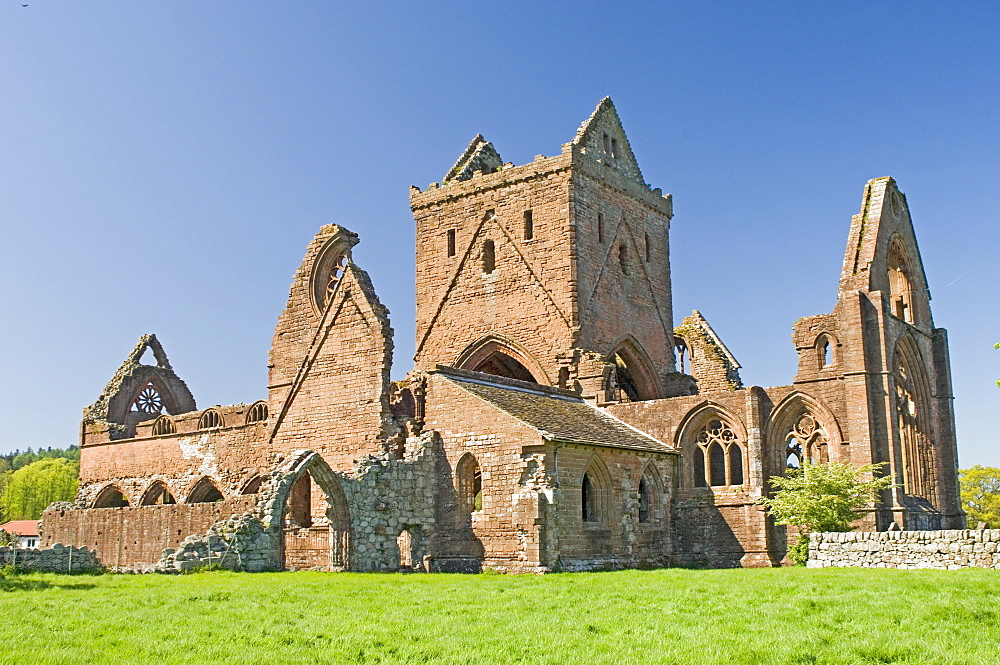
[146,401,269,437]
[91,475,265,508]
[677,395,844,490]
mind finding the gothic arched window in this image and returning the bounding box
[784,414,828,470]
[693,419,745,487]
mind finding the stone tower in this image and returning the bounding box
[410,98,684,402]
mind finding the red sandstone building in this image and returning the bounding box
[41,99,964,571]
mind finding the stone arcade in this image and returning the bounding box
[41,99,964,572]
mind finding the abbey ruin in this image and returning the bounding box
[40,98,964,571]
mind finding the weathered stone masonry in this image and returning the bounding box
[42,98,963,572]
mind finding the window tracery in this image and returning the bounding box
[693,419,744,487]
[151,415,175,436]
[785,413,829,469]
[132,382,163,415]
[313,249,348,311]
[895,357,937,503]
[246,401,268,424]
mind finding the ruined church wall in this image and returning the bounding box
[267,226,396,473]
[411,157,577,382]
[77,422,272,505]
[40,496,258,570]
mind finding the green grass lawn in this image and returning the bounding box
[1,568,999,664]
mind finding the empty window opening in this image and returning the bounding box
[644,233,651,262]
[820,340,831,368]
[198,409,223,430]
[618,243,628,274]
[598,214,604,243]
[447,229,456,257]
[94,485,130,508]
[140,483,176,506]
[151,416,175,436]
[613,352,639,402]
[188,478,225,504]
[675,338,689,374]
[602,133,611,154]
[709,443,727,487]
[138,346,158,367]
[786,413,828,469]
[638,477,651,523]
[246,401,268,424]
[523,210,534,240]
[482,240,495,274]
[610,137,619,158]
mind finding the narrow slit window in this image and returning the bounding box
[602,133,611,154]
[598,214,604,243]
[483,240,495,274]
[644,233,651,262]
[447,229,456,257]
[611,137,619,158]
[523,210,533,240]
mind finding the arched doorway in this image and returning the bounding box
[274,452,352,571]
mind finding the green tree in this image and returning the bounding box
[758,462,894,564]
[959,466,1000,528]
[0,458,79,521]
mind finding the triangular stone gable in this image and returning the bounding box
[572,97,644,184]
[839,177,931,300]
[443,134,504,182]
[85,334,196,433]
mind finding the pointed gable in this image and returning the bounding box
[839,177,933,327]
[85,334,196,436]
[572,97,645,184]
[443,134,504,182]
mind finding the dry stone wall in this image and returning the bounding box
[808,530,1000,569]
[0,544,101,573]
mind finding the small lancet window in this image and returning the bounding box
[581,473,595,522]
[820,340,831,368]
[597,214,604,243]
[482,240,496,274]
[447,229,456,257]
[602,133,611,154]
[638,476,651,523]
[523,210,534,240]
[644,233,651,262]
[619,243,628,274]
[610,137,619,158]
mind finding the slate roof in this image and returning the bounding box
[440,370,673,453]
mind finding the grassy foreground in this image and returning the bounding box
[1,568,999,664]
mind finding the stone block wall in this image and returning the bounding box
[808,530,1000,569]
[41,496,258,570]
[0,544,102,573]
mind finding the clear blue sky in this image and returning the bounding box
[1,2,997,464]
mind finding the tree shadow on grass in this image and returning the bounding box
[0,575,98,592]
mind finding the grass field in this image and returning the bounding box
[1,567,999,664]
